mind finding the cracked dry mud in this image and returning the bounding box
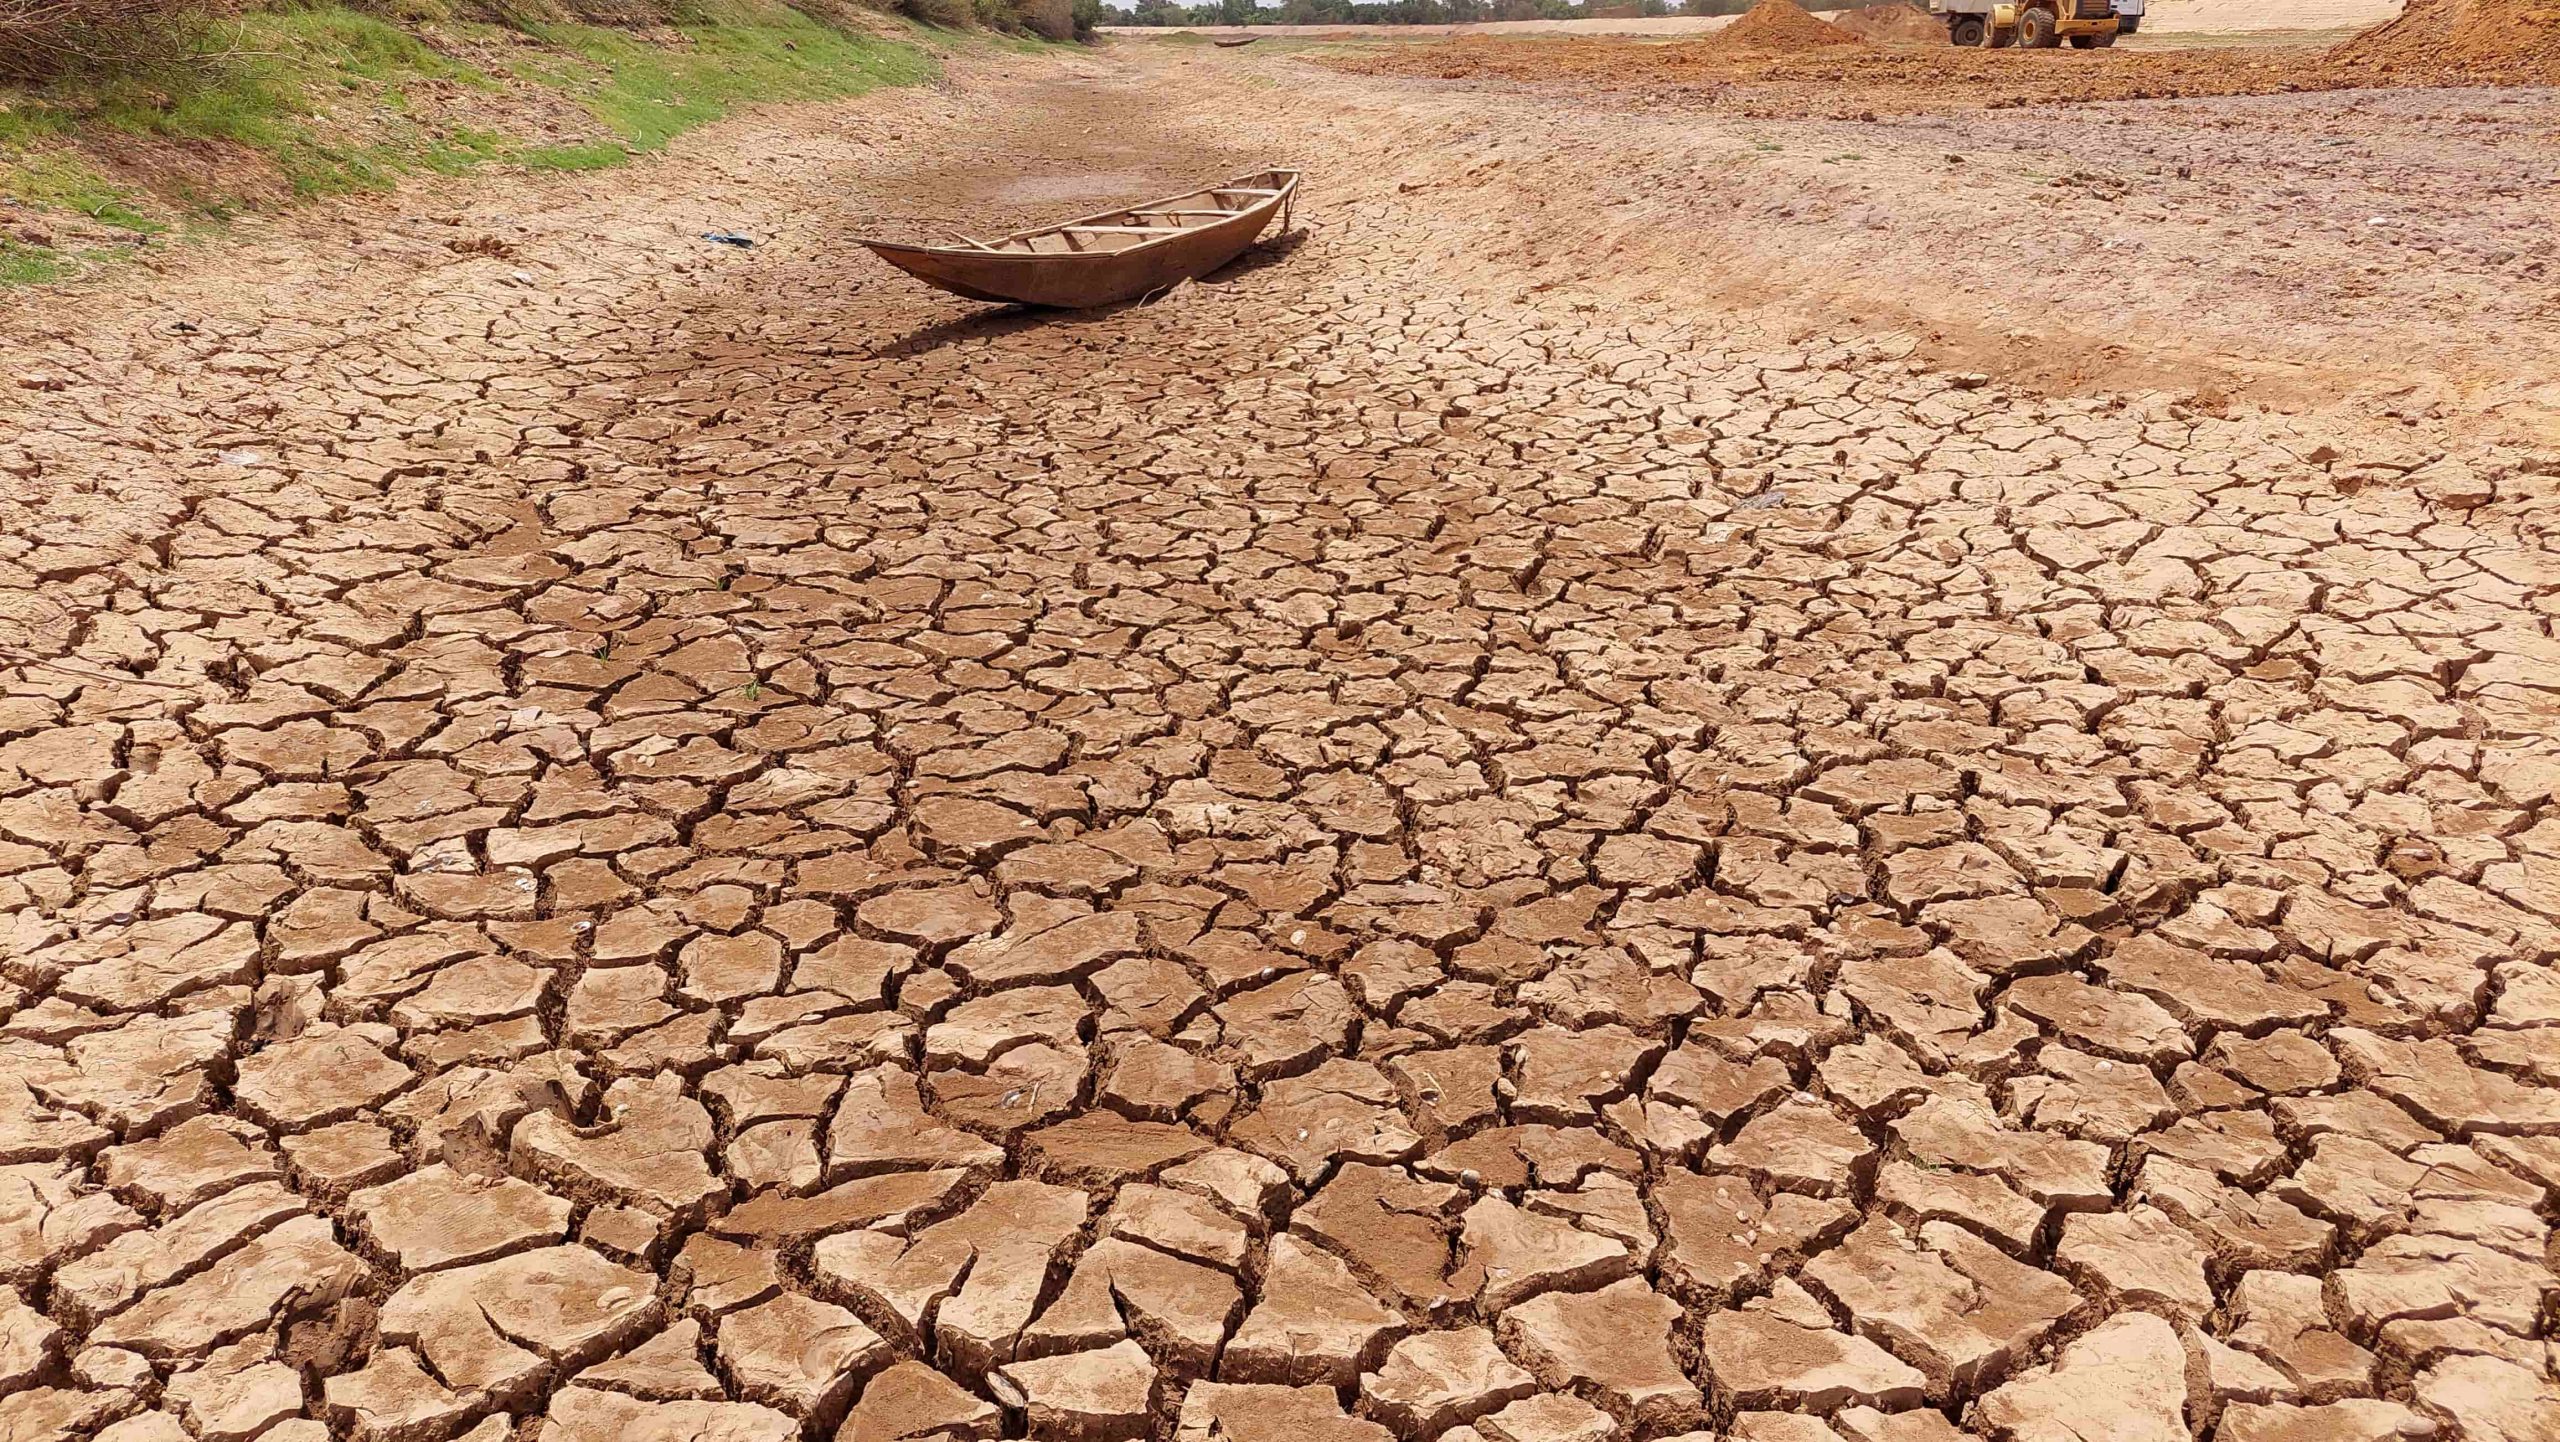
[4,40,2560,1442]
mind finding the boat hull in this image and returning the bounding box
[860,171,1296,309]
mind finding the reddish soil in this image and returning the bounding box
[1827,0,1948,42]
[1334,32,2368,113]
[73,133,295,209]
[2330,0,2560,81]
[1329,0,2560,109]
[1,38,2556,1442]
[1704,0,1870,50]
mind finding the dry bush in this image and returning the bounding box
[1011,0,1072,37]
[413,0,907,25]
[343,0,709,22]
[345,0,1028,35]
[0,0,234,82]
[890,0,974,25]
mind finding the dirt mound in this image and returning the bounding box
[2331,0,2560,80]
[1704,0,1872,51]
[1827,1,1946,42]
[1329,30,2366,116]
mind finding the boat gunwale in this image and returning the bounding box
[860,167,1300,261]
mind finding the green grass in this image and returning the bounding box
[0,240,70,285]
[6,153,162,230]
[2,7,492,205]
[515,4,939,155]
[422,124,508,173]
[971,27,1057,54]
[0,0,949,287]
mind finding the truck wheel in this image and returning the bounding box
[1951,15,1985,44]
[1989,22,2016,45]
[2018,5,2058,45]
[2090,29,2117,42]
[2068,32,2096,44]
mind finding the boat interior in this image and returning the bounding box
[939,170,1299,256]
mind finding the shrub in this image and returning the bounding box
[1014,0,1072,36]
[0,0,234,82]
[338,0,719,22]
[892,0,973,24]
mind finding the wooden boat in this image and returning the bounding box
[858,169,1301,310]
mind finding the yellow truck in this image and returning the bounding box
[1931,0,2136,46]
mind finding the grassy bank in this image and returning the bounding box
[0,1,990,285]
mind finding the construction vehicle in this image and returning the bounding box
[1931,0,2135,47]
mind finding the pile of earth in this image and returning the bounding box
[1826,0,1947,42]
[1703,0,1872,50]
[1333,35,2355,113]
[2331,0,2560,80]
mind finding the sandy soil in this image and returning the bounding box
[1103,0,2404,39]
[1102,14,1742,36]
[1291,44,2560,440]
[2140,0,2401,30]
[2,37,2557,1442]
